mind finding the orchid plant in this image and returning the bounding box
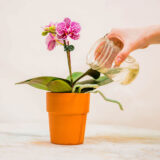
[16,18,123,110]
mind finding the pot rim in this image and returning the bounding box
[46,92,90,114]
[47,92,90,95]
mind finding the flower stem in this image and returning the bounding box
[64,40,73,86]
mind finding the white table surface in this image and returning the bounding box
[0,123,160,160]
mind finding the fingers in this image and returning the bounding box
[107,29,124,42]
[114,48,130,66]
[107,29,130,66]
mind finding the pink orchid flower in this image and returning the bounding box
[56,18,81,40]
[46,33,56,51]
[46,33,64,51]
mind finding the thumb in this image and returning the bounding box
[115,47,130,66]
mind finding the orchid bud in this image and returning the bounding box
[42,31,48,36]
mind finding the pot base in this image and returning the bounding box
[48,113,87,145]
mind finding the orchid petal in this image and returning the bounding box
[57,34,67,40]
[70,33,80,40]
[46,34,56,50]
[64,17,71,29]
[46,33,54,44]
[56,22,66,35]
[47,40,56,50]
[70,22,81,34]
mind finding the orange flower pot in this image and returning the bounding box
[46,92,90,145]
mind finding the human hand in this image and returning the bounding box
[107,28,149,66]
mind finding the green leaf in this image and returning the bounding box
[67,72,84,82]
[16,76,70,91]
[64,45,68,51]
[90,90,123,110]
[78,75,113,86]
[47,80,72,92]
[85,68,100,79]
[68,45,74,51]
[67,68,100,85]
[72,84,99,93]
[95,75,113,86]
[64,45,75,52]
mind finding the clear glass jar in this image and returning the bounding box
[86,35,139,85]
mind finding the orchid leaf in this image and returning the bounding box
[16,76,70,91]
[67,68,100,84]
[67,72,83,82]
[47,79,72,92]
[85,68,100,79]
[72,84,99,93]
[72,75,112,93]
[95,75,113,86]
[90,90,123,110]
[78,75,113,86]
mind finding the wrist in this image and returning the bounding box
[144,25,160,45]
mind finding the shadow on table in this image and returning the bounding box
[1,131,160,145]
[85,135,160,144]
[31,135,160,146]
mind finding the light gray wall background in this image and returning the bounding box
[0,0,160,130]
